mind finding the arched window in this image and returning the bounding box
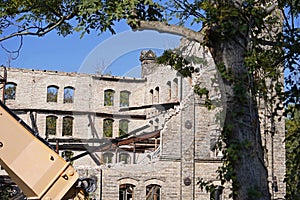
[119,153,130,164]
[4,82,17,100]
[150,89,154,104]
[146,184,161,200]
[173,78,178,100]
[120,91,130,107]
[45,115,57,137]
[104,89,115,106]
[47,85,59,102]
[103,152,114,164]
[119,184,135,200]
[62,116,73,136]
[167,81,171,101]
[119,119,129,137]
[103,118,114,137]
[155,87,159,104]
[64,86,75,103]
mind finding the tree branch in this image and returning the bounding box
[265,2,278,14]
[133,20,205,43]
[0,15,72,42]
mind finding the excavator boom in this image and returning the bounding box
[0,101,80,199]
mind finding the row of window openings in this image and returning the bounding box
[149,79,178,104]
[102,152,131,164]
[46,116,129,138]
[119,183,222,200]
[119,184,161,200]
[4,83,130,107]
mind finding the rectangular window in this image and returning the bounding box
[62,116,73,136]
[103,119,113,137]
[104,89,115,106]
[46,116,57,136]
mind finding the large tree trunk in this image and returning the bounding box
[208,25,271,200]
[136,11,271,199]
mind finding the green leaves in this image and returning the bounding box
[285,106,300,200]
[156,49,192,77]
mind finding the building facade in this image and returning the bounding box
[0,40,285,199]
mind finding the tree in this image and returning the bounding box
[1,0,299,199]
[285,106,300,200]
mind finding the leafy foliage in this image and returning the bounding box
[1,0,300,199]
[104,89,115,106]
[4,83,16,100]
[103,118,113,137]
[47,86,58,102]
[285,106,300,200]
[62,116,73,136]
[46,116,57,136]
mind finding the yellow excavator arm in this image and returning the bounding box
[0,101,86,200]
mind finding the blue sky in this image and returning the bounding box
[0,21,181,77]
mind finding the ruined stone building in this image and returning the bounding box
[0,40,285,199]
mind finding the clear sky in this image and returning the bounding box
[0,21,181,78]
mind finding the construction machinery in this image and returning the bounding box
[0,100,88,199]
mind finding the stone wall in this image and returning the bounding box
[0,40,286,200]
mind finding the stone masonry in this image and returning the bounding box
[0,39,285,199]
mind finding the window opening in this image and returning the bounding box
[103,118,114,137]
[210,185,224,200]
[103,152,114,164]
[119,184,135,200]
[155,87,159,104]
[120,91,130,107]
[46,116,57,137]
[62,116,73,136]
[146,184,161,200]
[62,150,74,162]
[150,89,153,104]
[119,119,129,137]
[64,86,75,103]
[104,89,115,106]
[47,85,59,102]
[4,82,17,100]
[119,153,130,164]
[173,78,178,100]
[167,81,171,101]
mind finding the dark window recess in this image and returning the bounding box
[146,184,161,200]
[62,116,73,136]
[46,116,57,136]
[119,184,134,200]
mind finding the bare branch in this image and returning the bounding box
[134,20,205,43]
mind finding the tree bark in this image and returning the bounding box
[137,15,271,199]
[207,26,271,200]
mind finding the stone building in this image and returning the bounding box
[0,39,285,199]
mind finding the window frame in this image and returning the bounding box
[62,116,74,136]
[104,89,115,106]
[45,115,58,137]
[119,153,130,164]
[119,119,129,137]
[63,86,75,103]
[47,85,59,102]
[4,82,17,100]
[103,118,114,137]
